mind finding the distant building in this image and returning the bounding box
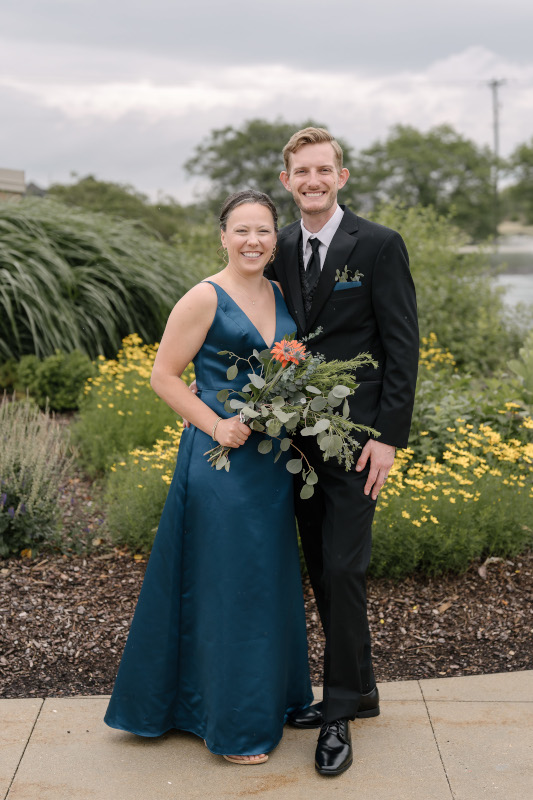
[0,168,25,200]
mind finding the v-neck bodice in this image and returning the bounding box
[193,280,296,396]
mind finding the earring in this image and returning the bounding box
[269,246,277,264]
[217,246,228,266]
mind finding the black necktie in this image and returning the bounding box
[305,237,321,293]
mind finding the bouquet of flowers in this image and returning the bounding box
[205,334,380,499]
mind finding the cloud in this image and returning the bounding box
[1,45,532,200]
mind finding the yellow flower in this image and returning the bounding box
[402,511,410,519]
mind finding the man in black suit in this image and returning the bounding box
[265,127,418,776]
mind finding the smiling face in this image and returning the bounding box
[220,202,277,274]
[279,142,349,227]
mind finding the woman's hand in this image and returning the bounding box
[215,416,251,448]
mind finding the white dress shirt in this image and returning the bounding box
[301,205,345,271]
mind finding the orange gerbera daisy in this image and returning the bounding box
[271,339,307,368]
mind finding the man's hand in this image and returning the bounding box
[182,380,198,428]
[356,440,396,501]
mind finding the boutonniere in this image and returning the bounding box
[335,266,364,283]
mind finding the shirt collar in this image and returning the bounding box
[300,204,344,251]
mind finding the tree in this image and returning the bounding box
[504,138,533,224]
[184,118,356,226]
[350,125,496,240]
[48,175,202,241]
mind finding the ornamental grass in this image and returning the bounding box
[0,198,197,360]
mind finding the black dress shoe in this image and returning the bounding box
[287,701,324,729]
[356,685,380,718]
[315,718,352,776]
[287,687,380,729]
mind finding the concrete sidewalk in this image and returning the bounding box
[1,671,531,800]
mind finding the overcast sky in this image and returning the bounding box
[1,0,532,201]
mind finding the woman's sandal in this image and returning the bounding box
[204,739,268,765]
[223,754,269,765]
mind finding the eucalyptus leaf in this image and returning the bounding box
[327,392,344,407]
[215,456,228,470]
[310,396,328,412]
[273,449,282,463]
[217,350,229,355]
[280,437,291,451]
[261,405,270,417]
[258,439,273,454]
[224,461,231,472]
[300,427,315,436]
[306,385,321,394]
[266,419,282,437]
[216,389,229,402]
[306,470,318,485]
[343,398,350,418]
[248,373,266,389]
[226,364,239,380]
[300,484,315,499]
[229,398,245,409]
[271,395,285,407]
[273,407,291,423]
[251,420,266,432]
[259,349,271,360]
[332,384,351,398]
[313,418,331,433]
[286,458,303,474]
[224,400,234,413]
[252,349,261,360]
[241,405,260,418]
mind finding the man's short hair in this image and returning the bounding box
[283,127,343,173]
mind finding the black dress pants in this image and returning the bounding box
[294,436,377,723]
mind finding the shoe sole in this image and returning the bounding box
[315,757,353,777]
[356,706,380,719]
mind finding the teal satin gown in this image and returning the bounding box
[104,281,313,755]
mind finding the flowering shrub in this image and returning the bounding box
[105,423,184,551]
[410,333,530,460]
[72,334,193,475]
[0,398,72,556]
[371,417,533,577]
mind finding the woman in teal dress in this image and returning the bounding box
[104,190,313,764]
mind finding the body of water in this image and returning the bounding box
[468,234,533,309]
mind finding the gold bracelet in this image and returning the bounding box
[211,416,222,442]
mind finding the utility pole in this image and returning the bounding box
[487,78,506,233]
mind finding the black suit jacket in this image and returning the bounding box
[266,206,419,448]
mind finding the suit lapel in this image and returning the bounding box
[279,224,306,332]
[305,208,359,333]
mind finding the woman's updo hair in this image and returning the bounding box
[219,190,278,232]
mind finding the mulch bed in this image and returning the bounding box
[2,549,532,698]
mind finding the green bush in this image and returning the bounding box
[0,359,18,392]
[16,350,96,411]
[371,204,526,374]
[410,333,531,461]
[0,397,72,557]
[0,198,200,360]
[71,335,193,476]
